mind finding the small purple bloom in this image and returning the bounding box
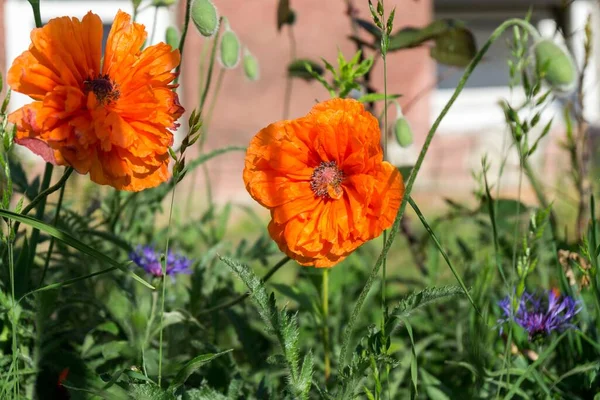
[497,290,581,340]
[130,245,192,278]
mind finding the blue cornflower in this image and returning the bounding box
[498,290,581,340]
[130,245,192,278]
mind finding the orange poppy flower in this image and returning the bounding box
[8,10,184,191]
[243,98,404,267]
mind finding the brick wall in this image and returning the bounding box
[177,0,434,204]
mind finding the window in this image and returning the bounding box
[430,8,565,135]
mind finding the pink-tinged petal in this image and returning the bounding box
[16,137,59,165]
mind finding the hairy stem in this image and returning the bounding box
[322,268,330,380]
[337,18,541,369]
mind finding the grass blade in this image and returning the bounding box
[169,349,233,389]
[0,209,153,289]
[408,197,479,314]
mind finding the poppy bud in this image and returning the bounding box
[219,21,240,69]
[534,39,577,93]
[392,103,413,148]
[165,26,180,50]
[243,48,260,81]
[191,0,219,38]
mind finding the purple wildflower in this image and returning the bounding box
[498,290,581,340]
[130,245,192,278]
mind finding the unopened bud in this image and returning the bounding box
[165,27,180,50]
[534,39,577,93]
[219,21,240,69]
[191,0,219,38]
[152,0,176,6]
[243,48,260,81]
[392,104,413,148]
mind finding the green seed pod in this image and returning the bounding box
[219,23,241,69]
[394,118,414,148]
[392,103,413,148]
[191,0,219,38]
[243,48,260,81]
[534,39,577,93]
[165,26,180,50]
[152,0,176,6]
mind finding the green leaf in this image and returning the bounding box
[430,27,477,67]
[549,361,600,391]
[150,311,186,338]
[272,283,318,314]
[386,286,464,333]
[169,350,232,390]
[527,118,553,157]
[354,18,382,40]
[182,387,228,400]
[102,341,134,360]
[504,332,568,400]
[220,256,310,398]
[388,20,453,51]
[421,369,450,400]
[0,209,154,289]
[129,383,176,400]
[297,350,314,397]
[356,93,401,103]
[288,59,324,80]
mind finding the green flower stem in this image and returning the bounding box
[337,18,541,369]
[174,0,194,84]
[27,0,42,29]
[199,19,224,112]
[7,220,17,398]
[16,3,43,396]
[142,290,159,377]
[158,175,178,386]
[322,268,331,380]
[196,256,291,315]
[283,26,297,119]
[37,179,68,288]
[381,8,390,341]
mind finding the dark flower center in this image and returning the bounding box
[84,74,120,105]
[310,161,344,199]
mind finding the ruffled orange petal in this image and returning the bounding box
[7,10,183,192]
[10,12,102,95]
[243,120,319,208]
[244,98,404,268]
[102,10,147,80]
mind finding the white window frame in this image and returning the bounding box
[430,9,566,135]
[4,0,173,113]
